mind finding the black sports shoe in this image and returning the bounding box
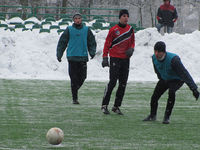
[162,116,170,124]
[101,105,110,114]
[143,115,156,121]
[73,100,80,104]
[112,106,123,115]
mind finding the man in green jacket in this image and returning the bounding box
[143,41,199,124]
[56,13,96,104]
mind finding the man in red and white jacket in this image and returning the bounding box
[101,9,135,115]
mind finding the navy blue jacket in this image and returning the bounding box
[157,3,178,27]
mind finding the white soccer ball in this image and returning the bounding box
[46,127,64,145]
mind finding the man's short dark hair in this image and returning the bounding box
[154,41,166,52]
[119,9,129,19]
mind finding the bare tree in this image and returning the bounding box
[175,0,184,33]
[185,0,200,30]
[61,0,68,14]
[18,0,29,19]
[149,0,157,27]
[88,0,93,20]
[29,0,41,18]
[128,0,147,27]
[195,0,200,30]
[80,0,89,14]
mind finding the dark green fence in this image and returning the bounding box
[0,5,33,19]
[0,5,144,32]
[34,6,121,21]
[0,5,122,22]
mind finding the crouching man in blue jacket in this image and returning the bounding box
[56,13,96,104]
[143,41,199,124]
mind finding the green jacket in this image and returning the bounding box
[56,23,96,62]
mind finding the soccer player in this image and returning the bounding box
[101,9,135,115]
[56,13,96,104]
[156,0,178,33]
[143,41,199,124]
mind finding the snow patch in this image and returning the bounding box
[0,28,200,82]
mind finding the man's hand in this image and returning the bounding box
[126,48,134,57]
[102,57,109,68]
[57,57,61,62]
[193,89,199,100]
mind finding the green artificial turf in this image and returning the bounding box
[0,79,199,150]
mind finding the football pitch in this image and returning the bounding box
[0,79,200,150]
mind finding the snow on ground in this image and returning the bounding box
[0,27,200,82]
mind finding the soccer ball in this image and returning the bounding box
[46,127,64,145]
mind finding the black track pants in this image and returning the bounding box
[150,79,184,117]
[102,57,130,107]
[68,61,87,100]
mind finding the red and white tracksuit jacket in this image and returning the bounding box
[103,24,135,59]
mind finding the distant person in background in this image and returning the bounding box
[156,0,178,33]
[101,9,135,115]
[56,13,96,104]
[143,41,199,124]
